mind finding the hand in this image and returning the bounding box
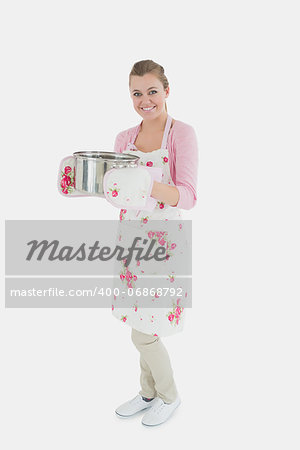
[103,166,162,211]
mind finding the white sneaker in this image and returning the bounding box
[141,396,181,426]
[115,394,156,418]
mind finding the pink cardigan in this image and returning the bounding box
[113,119,198,210]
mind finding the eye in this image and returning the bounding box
[133,92,142,97]
[149,90,157,95]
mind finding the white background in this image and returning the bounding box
[1,0,299,449]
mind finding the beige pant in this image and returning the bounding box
[131,328,178,404]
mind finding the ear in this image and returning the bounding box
[165,86,170,98]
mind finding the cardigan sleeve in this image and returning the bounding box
[113,131,125,153]
[173,124,198,210]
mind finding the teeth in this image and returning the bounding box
[142,106,155,111]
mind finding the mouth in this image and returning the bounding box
[140,106,156,112]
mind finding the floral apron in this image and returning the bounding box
[112,115,188,337]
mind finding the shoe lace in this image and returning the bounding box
[129,395,140,404]
[153,401,166,413]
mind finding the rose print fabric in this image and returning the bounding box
[112,115,189,337]
[57,156,89,197]
[103,166,163,211]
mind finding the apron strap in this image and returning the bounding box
[161,114,172,149]
[132,114,172,149]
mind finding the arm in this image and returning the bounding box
[151,125,199,209]
[113,132,125,153]
[151,181,180,207]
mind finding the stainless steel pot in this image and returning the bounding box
[73,151,140,197]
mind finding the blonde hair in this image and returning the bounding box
[129,59,169,112]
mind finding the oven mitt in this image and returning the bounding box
[57,155,89,197]
[103,166,162,211]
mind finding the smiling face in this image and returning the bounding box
[129,72,169,120]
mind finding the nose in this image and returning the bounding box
[140,98,154,107]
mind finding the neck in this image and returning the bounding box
[141,111,168,133]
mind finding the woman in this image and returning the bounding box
[112,59,198,426]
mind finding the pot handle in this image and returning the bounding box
[57,155,89,197]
